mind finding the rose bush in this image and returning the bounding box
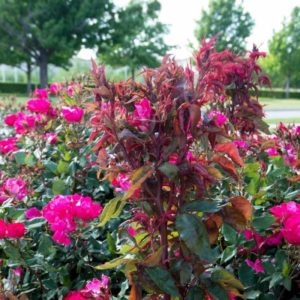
[0,38,299,299]
[0,85,127,299]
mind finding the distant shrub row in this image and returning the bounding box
[1,82,300,100]
[257,88,300,99]
[0,82,38,94]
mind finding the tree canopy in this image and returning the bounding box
[0,0,115,87]
[99,0,169,79]
[195,0,254,52]
[268,6,300,95]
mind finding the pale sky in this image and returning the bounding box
[78,0,300,60]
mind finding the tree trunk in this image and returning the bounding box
[285,76,290,99]
[26,62,32,95]
[39,54,48,88]
[131,67,135,80]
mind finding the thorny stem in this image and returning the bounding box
[155,174,171,300]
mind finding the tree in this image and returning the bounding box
[0,38,34,94]
[195,0,254,52]
[0,0,115,88]
[99,0,169,79]
[269,6,300,97]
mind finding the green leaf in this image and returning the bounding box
[95,256,137,270]
[206,284,230,300]
[107,231,116,254]
[176,214,213,262]
[238,263,255,287]
[182,200,219,213]
[26,217,46,230]
[269,272,282,289]
[222,224,237,244]
[211,267,244,291]
[220,245,237,263]
[14,151,26,164]
[186,287,205,300]
[158,162,178,179]
[252,213,275,231]
[52,179,67,195]
[179,261,193,285]
[244,290,261,299]
[44,160,58,174]
[25,153,36,167]
[283,277,291,291]
[4,242,22,262]
[57,160,69,174]
[38,235,56,257]
[99,196,126,227]
[145,266,180,296]
[282,260,290,277]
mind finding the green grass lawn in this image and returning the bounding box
[266,117,300,125]
[259,97,300,110]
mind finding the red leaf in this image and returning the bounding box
[212,155,239,181]
[215,143,244,167]
[230,196,252,222]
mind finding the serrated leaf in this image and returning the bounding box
[44,160,58,174]
[186,287,204,300]
[176,214,213,262]
[99,195,126,227]
[57,160,69,174]
[52,179,66,195]
[253,214,275,231]
[158,162,179,179]
[222,224,237,244]
[211,267,244,291]
[122,166,153,201]
[95,256,138,270]
[145,266,179,296]
[182,200,219,213]
[14,151,26,164]
[230,196,252,222]
[215,143,244,167]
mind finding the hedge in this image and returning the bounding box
[1,82,300,100]
[0,82,38,94]
[258,88,300,99]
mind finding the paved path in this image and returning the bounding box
[265,109,300,119]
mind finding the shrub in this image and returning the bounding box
[0,39,299,299]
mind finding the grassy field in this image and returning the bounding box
[259,97,300,110]
[266,117,300,125]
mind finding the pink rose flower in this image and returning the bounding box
[64,291,86,300]
[61,106,84,123]
[208,111,227,127]
[27,98,51,114]
[233,140,249,149]
[42,194,102,245]
[0,137,18,154]
[33,88,48,99]
[130,98,154,132]
[49,83,61,94]
[44,132,57,144]
[245,258,265,273]
[281,215,300,245]
[6,222,26,238]
[12,267,23,277]
[127,226,136,237]
[3,177,28,200]
[265,147,278,156]
[0,220,6,238]
[4,114,18,126]
[25,207,42,220]
[270,201,300,221]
